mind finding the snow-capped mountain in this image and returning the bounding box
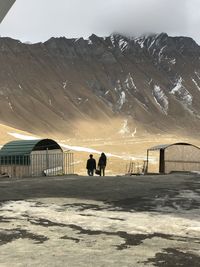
[0,33,200,137]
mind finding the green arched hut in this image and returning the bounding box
[0,139,73,178]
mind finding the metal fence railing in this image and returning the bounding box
[125,160,146,175]
[0,152,74,178]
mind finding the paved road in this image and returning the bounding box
[0,173,200,266]
[0,173,197,201]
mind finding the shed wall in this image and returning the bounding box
[165,145,200,173]
[0,149,66,178]
[0,165,29,178]
[31,149,63,176]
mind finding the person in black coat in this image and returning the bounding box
[86,154,96,176]
[98,152,107,176]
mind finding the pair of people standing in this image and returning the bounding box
[86,153,107,176]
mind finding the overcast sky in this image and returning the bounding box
[0,0,199,44]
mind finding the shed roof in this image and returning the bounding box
[148,142,196,151]
[0,139,62,156]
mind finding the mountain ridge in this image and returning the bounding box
[0,32,200,138]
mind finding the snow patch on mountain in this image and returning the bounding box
[6,96,14,111]
[118,38,128,52]
[181,92,193,107]
[8,102,13,111]
[171,77,183,94]
[119,120,137,137]
[153,85,168,115]
[124,73,137,91]
[134,36,146,48]
[114,76,138,109]
[110,35,115,47]
[88,38,93,45]
[75,38,81,43]
[116,80,122,91]
[118,91,126,109]
[169,58,176,65]
[132,128,137,137]
[170,77,193,107]
[148,38,157,50]
[195,71,200,80]
[63,81,68,89]
[158,45,167,62]
[192,78,200,91]
[105,90,109,95]
[119,120,130,135]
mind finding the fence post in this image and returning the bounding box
[46,148,49,171]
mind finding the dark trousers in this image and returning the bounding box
[88,169,94,176]
[99,166,105,176]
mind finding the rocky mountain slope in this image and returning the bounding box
[0,33,200,138]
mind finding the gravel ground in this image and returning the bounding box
[0,173,200,267]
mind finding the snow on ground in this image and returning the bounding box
[1,194,200,239]
[1,184,200,266]
[7,132,151,162]
[8,132,40,140]
[8,132,110,156]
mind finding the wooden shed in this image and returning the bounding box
[146,142,200,174]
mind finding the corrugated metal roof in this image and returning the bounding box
[148,142,193,151]
[0,140,43,155]
[148,144,171,151]
[0,139,62,156]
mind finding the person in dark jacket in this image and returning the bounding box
[98,152,107,176]
[86,154,96,176]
